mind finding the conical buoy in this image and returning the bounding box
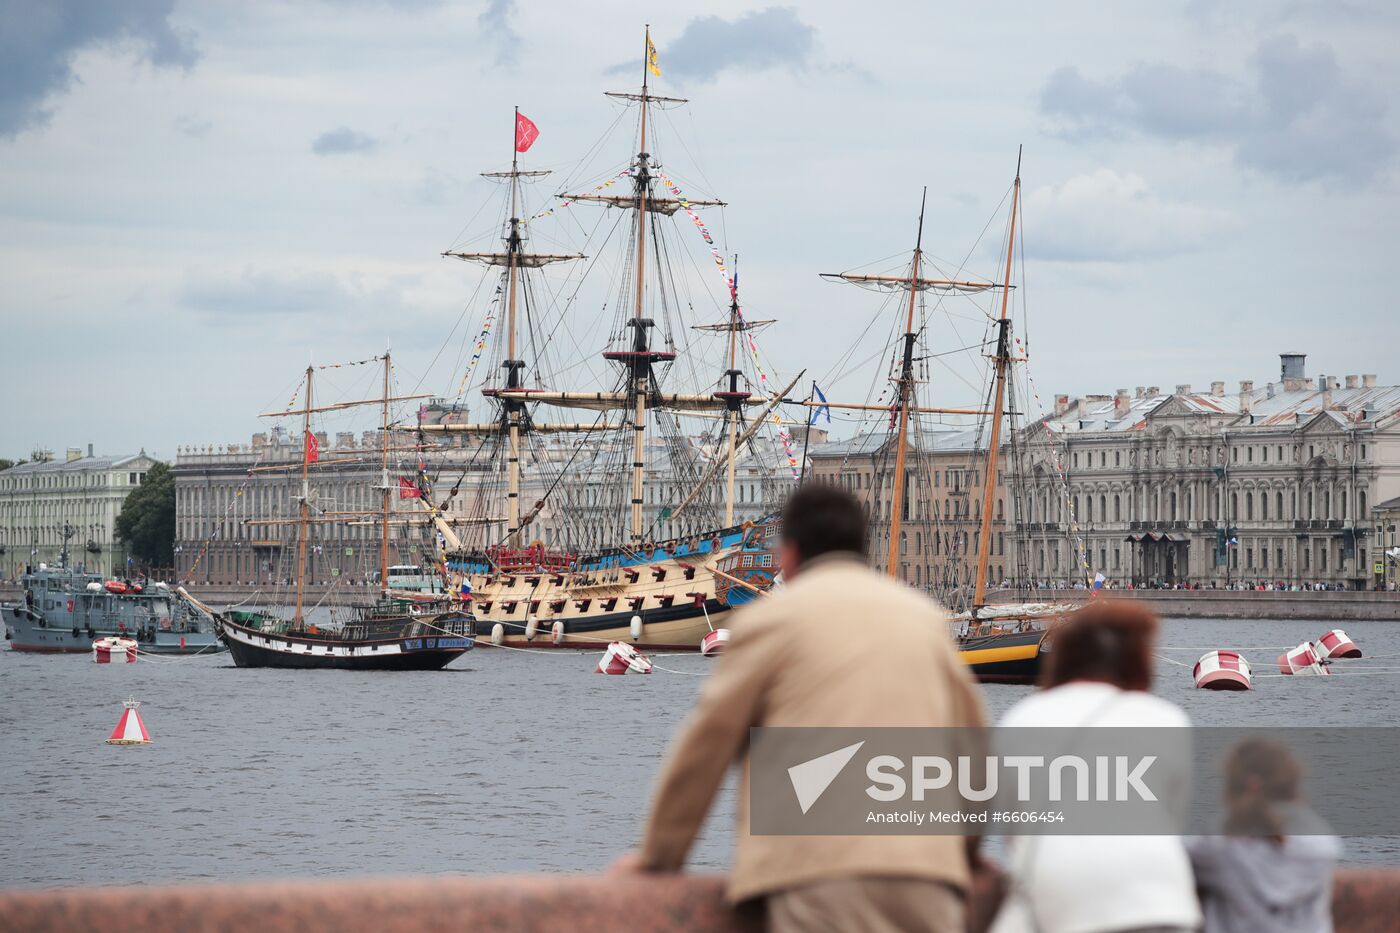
[701,628,730,657]
[106,698,152,745]
[1315,629,1362,660]
[596,641,653,675]
[1193,650,1252,690]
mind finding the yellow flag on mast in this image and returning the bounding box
[646,32,661,77]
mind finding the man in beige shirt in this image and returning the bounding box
[613,485,987,931]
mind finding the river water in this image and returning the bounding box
[3,615,1398,887]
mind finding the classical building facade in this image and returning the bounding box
[0,447,162,579]
[1373,495,1400,590]
[172,420,811,585]
[1015,354,1400,588]
[806,427,1012,594]
[803,354,1400,592]
[173,427,453,586]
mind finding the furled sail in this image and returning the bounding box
[480,389,766,412]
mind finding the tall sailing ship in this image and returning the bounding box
[188,353,475,670]
[819,156,1069,683]
[408,30,789,650]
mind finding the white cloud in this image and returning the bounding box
[1039,34,1395,187]
[1024,169,1237,262]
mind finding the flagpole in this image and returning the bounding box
[798,380,816,485]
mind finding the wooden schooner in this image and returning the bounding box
[190,353,476,669]
[414,29,788,650]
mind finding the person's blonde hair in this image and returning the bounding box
[1224,738,1302,841]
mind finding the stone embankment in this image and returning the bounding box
[3,584,1397,620]
[0,868,1395,932]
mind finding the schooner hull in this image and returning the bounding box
[957,628,1046,685]
[216,615,473,671]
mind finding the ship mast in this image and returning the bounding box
[972,150,1022,610]
[626,26,655,546]
[380,350,391,593]
[821,196,1009,581]
[295,365,313,624]
[503,107,526,547]
[440,110,583,549]
[884,189,927,578]
[717,257,754,526]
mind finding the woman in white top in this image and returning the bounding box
[992,600,1202,933]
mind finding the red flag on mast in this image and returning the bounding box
[398,477,423,499]
[305,431,319,464]
[515,111,539,153]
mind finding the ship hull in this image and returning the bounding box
[957,628,1046,684]
[452,523,776,653]
[216,615,472,671]
[481,598,730,650]
[3,605,224,655]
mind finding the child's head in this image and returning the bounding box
[1224,738,1302,839]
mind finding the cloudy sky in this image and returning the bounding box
[2,0,1397,461]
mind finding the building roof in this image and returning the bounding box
[1047,382,1400,436]
[1,453,154,475]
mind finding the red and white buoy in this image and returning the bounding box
[596,641,653,675]
[93,636,138,664]
[106,698,152,745]
[1314,629,1362,660]
[1193,650,1252,691]
[1277,642,1330,676]
[700,628,730,657]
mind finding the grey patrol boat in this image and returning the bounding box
[3,565,223,655]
